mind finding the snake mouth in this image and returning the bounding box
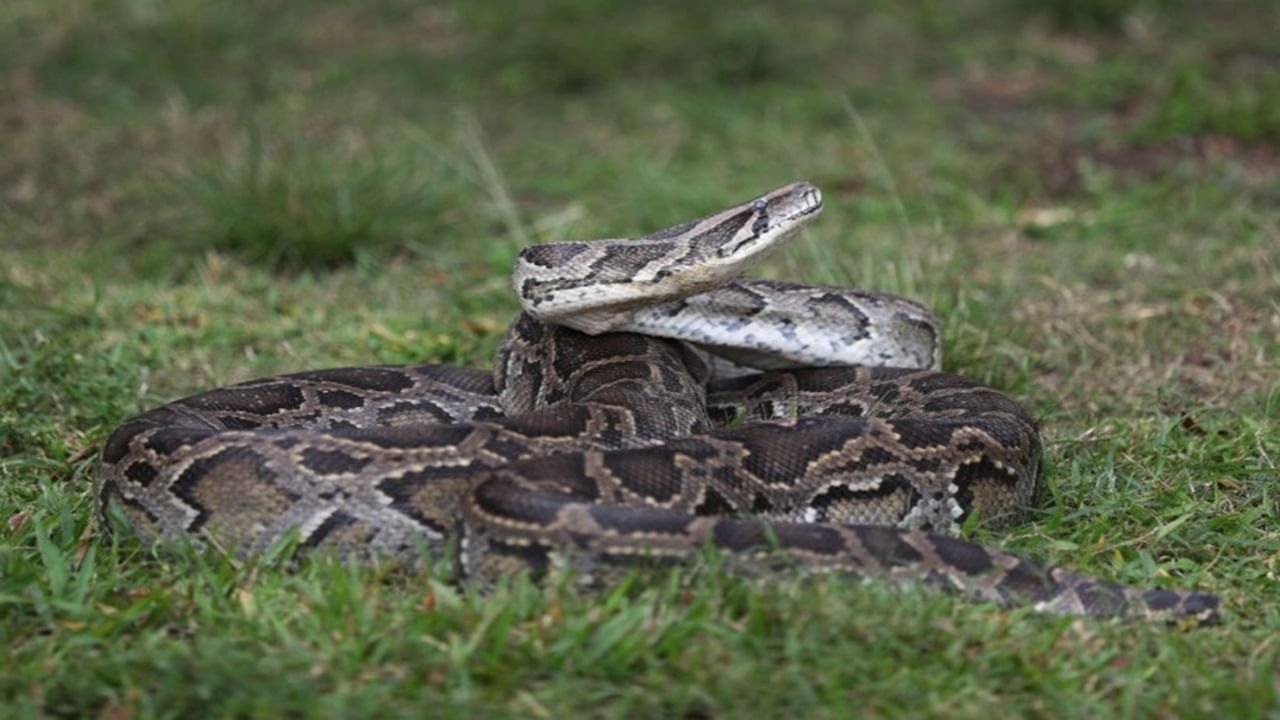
[792,183,823,213]
[784,184,823,224]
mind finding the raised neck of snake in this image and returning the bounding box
[512,181,823,334]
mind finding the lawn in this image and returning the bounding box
[1,0,1277,717]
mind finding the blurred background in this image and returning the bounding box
[4,0,1277,264]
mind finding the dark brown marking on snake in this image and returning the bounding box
[811,477,918,518]
[602,452,682,502]
[590,505,698,536]
[346,424,476,450]
[721,282,770,318]
[171,447,287,532]
[902,315,940,335]
[816,402,870,418]
[503,455,602,501]
[587,243,677,277]
[519,279,544,305]
[494,406,595,441]
[844,445,907,471]
[768,520,849,556]
[482,432,553,464]
[988,556,1057,601]
[124,461,158,487]
[299,367,414,393]
[300,511,360,549]
[929,534,996,576]
[953,437,990,454]
[694,485,737,516]
[472,476,562,526]
[1073,581,1130,615]
[518,243,591,269]
[101,421,145,464]
[869,383,900,404]
[300,447,373,475]
[572,363,654,398]
[373,469,456,536]
[144,428,210,457]
[739,419,860,480]
[408,364,497,393]
[185,384,307,414]
[658,299,691,318]
[806,294,871,340]
[953,461,1027,526]
[695,212,752,253]
[750,493,776,514]
[1141,589,1183,612]
[552,331,653,383]
[511,313,546,344]
[719,520,846,556]
[703,464,747,497]
[640,218,700,242]
[376,400,456,424]
[318,390,366,409]
[707,520,769,550]
[853,526,926,566]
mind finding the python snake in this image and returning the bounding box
[96,182,1219,624]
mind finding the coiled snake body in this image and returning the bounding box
[97,182,1218,623]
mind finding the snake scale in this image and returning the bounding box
[96,182,1219,624]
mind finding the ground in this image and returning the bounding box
[1,0,1277,717]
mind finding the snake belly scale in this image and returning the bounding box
[96,181,1219,624]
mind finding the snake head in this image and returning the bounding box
[701,181,824,260]
[512,182,824,333]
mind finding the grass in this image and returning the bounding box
[2,0,1278,716]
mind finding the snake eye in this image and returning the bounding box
[752,199,767,211]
